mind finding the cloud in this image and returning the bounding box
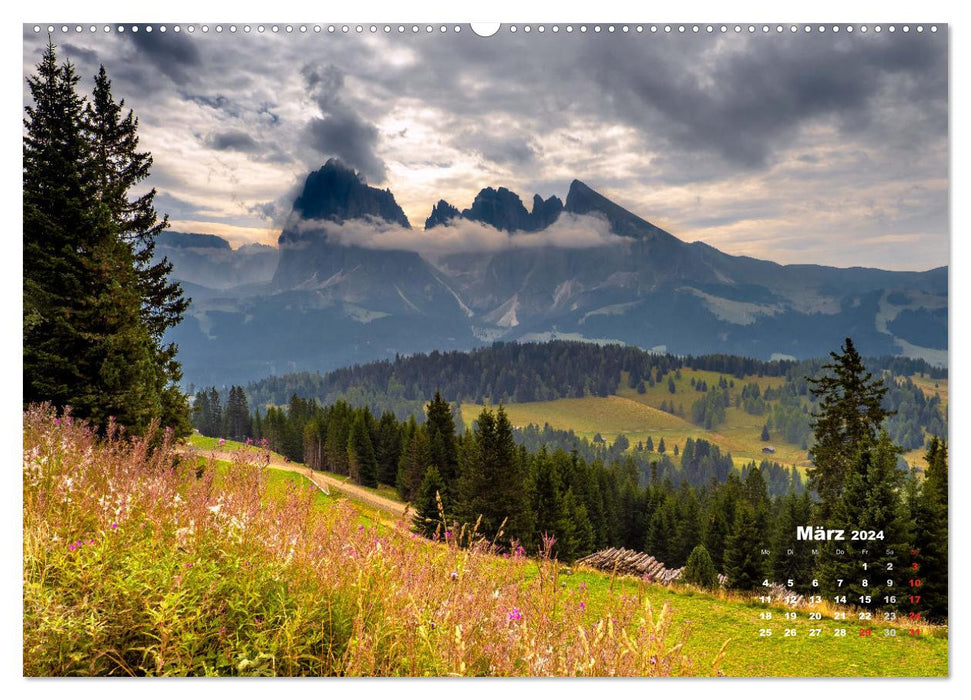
[125,29,201,83]
[22,27,947,270]
[205,129,260,152]
[291,212,624,256]
[302,63,386,182]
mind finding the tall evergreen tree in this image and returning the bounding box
[375,411,403,487]
[723,503,764,591]
[347,412,378,487]
[23,44,189,435]
[910,436,948,620]
[808,338,891,519]
[457,406,533,546]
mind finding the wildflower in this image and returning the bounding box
[450,571,458,581]
[579,601,586,611]
[185,562,194,569]
[218,438,226,446]
[54,418,60,425]
[111,523,118,530]
[208,504,222,515]
[87,539,94,545]
[246,438,253,445]
[358,524,365,532]
[507,607,522,622]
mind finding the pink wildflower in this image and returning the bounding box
[507,607,522,622]
[111,523,118,530]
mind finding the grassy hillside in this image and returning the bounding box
[23,406,946,676]
[463,368,946,471]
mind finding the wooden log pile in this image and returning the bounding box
[575,547,730,587]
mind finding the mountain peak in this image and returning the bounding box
[425,200,461,230]
[291,159,410,229]
[565,179,674,242]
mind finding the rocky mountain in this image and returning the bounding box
[164,160,948,387]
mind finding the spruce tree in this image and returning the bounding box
[817,432,908,608]
[769,490,815,592]
[376,411,403,487]
[457,406,533,546]
[909,437,947,620]
[347,412,378,487]
[396,418,427,500]
[808,338,891,519]
[24,44,189,435]
[724,503,764,591]
[24,43,100,417]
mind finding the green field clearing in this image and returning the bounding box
[564,568,947,677]
[464,368,946,471]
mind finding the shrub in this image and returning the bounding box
[682,545,718,590]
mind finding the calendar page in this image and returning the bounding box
[22,19,948,679]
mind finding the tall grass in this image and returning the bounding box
[23,404,703,677]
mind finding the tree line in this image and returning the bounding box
[243,340,946,454]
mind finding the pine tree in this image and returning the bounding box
[425,391,459,500]
[23,44,189,435]
[761,423,770,441]
[808,338,891,520]
[817,432,908,608]
[658,437,666,454]
[375,411,403,486]
[457,406,533,545]
[724,503,764,591]
[347,412,378,487]
[908,436,947,620]
[24,43,101,417]
[683,544,718,589]
[396,419,430,501]
[532,448,569,554]
[646,436,654,452]
[769,490,815,592]
[86,65,190,435]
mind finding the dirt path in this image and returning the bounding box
[185,448,411,521]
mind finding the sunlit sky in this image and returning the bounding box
[22,24,949,270]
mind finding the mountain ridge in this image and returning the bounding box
[161,160,948,386]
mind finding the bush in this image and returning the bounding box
[682,545,718,590]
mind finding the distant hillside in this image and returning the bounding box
[242,341,946,468]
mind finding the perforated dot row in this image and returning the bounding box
[31,24,941,35]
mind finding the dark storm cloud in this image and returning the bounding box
[126,28,201,83]
[302,63,386,182]
[378,29,947,172]
[60,42,100,65]
[205,129,260,153]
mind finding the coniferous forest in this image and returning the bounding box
[193,340,948,620]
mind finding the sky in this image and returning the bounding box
[22,23,949,270]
